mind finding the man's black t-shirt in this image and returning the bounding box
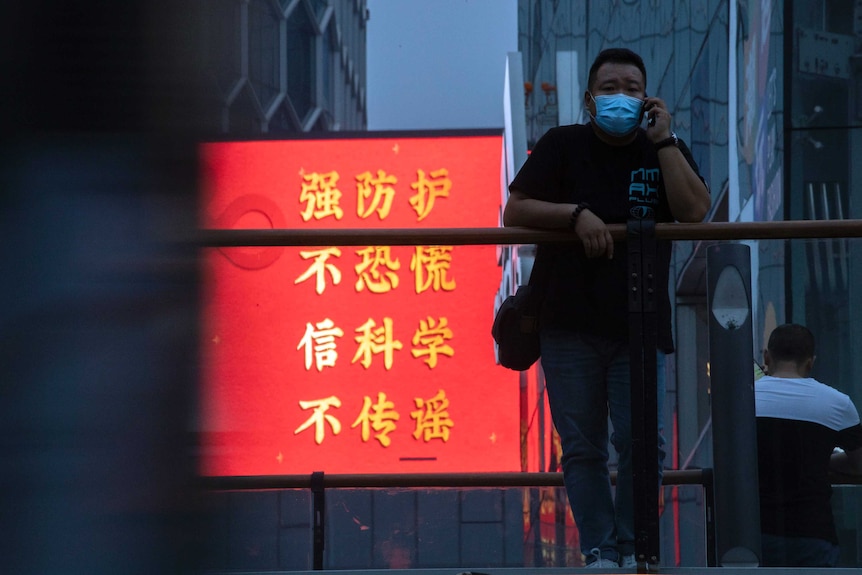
[509,123,703,351]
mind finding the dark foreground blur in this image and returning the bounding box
[0,3,209,573]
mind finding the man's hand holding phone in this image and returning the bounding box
[643,96,672,141]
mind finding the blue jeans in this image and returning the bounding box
[540,329,666,563]
[761,534,840,567]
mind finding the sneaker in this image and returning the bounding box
[620,554,637,568]
[585,547,620,569]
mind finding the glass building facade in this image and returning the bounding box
[201,0,368,135]
[515,0,862,567]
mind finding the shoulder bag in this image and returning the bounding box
[491,247,550,371]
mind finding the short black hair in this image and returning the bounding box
[767,323,815,365]
[587,48,647,92]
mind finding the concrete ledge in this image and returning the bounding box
[204,568,862,575]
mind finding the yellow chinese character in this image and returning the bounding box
[300,171,344,221]
[411,389,453,442]
[352,317,403,370]
[351,391,400,447]
[409,168,451,221]
[356,170,396,220]
[297,318,345,371]
[411,316,454,369]
[294,396,342,445]
[295,247,342,294]
[355,246,400,293]
[410,246,456,293]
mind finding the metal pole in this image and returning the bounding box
[702,467,717,567]
[196,219,862,248]
[628,218,660,570]
[311,471,325,570]
[706,243,761,566]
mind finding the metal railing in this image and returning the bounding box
[197,219,862,570]
[199,469,715,570]
[196,220,862,247]
[198,469,708,490]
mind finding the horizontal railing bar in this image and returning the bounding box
[195,220,862,247]
[198,469,862,490]
[198,470,707,491]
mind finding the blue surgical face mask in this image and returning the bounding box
[589,92,644,137]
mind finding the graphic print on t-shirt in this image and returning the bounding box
[628,167,660,219]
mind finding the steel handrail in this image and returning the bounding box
[199,469,708,490]
[195,219,862,247]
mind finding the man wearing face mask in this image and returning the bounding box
[504,48,710,568]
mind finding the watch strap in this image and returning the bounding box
[654,132,678,151]
[568,202,590,230]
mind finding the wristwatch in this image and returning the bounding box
[569,202,590,229]
[654,132,678,151]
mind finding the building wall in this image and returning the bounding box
[201,488,525,571]
[786,1,862,564]
[200,0,368,135]
[515,0,862,568]
[787,0,861,406]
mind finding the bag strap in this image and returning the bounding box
[527,244,551,287]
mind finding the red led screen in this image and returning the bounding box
[198,133,519,475]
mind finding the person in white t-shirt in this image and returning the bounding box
[755,323,862,567]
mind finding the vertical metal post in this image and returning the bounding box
[702,467,717,567]
[628,218,660,570]
[311,471,325,570]
[531,488,543,566]
[707,243,761,566]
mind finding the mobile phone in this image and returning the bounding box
[644,93,655,126]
